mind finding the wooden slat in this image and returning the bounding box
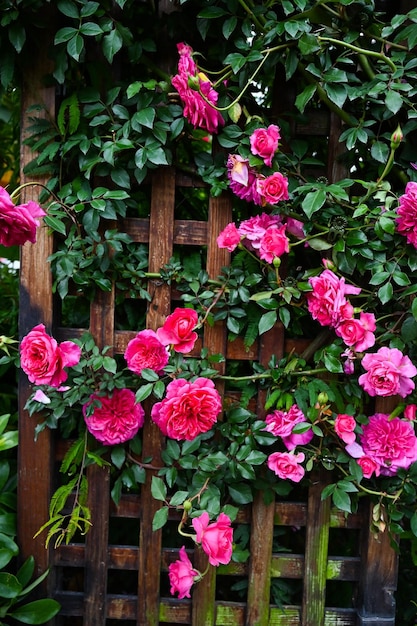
[137,166,175,626]
[302,472,331,626]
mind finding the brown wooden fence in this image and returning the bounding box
[17,43,398,626]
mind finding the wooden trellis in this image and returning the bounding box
[17,42,398,626]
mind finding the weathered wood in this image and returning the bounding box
[137,167,175,626]
[302,471,331,626]
[18,37,56,586]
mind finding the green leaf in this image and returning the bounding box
[295,84,316,113]
[378,281,393,304]
[258,311,277,335]
[301,189,327,218]
[224,53,246,74]
[141,368,160,382]
[152,506,169,531]
[80,22,103,37]
[57,0,80,18]
[228,483,253,505]
[8,23,26,53]
[371,141,390,163]
[323,353,343,374]
[331,488,351,514]
[111,446,126,470]
[135,107,156,129]
[151,476,167,502]
[102,28,123,63]
[385,90,403,114]
[135,384,153,403]
[0,572,21,598]
[102,356,117,374]
[44,216,67,236]
[67,33,84,61]
[9,599,61,624]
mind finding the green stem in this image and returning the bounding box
[237,0,266,31]
[217,367,329,382]
[317,36,397,73]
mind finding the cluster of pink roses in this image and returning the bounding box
[21,307,223,447]
[217,211,304,263]
[335,410,417,478]
[169,512,233,599]
[264,404,312,483]
[0,186,46,247]
[307,267,376,360]
[227,125,289,207]
[171,42,224,134]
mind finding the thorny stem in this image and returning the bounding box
[217,368,329,382]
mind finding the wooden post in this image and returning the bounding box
[18,44,55,584]
[137,167,175,626]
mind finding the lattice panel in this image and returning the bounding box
[17,56,398,626]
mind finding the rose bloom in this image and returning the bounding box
[257,171,289,205]
[267,451,305,483]
[217,222,241,252]
[360,413,417,476]
[192,512,233,566]
[357,456,380,479]
[227,155,263,205]
[359,347,417,398]
[238,212,282,250]
[306,269,361,327]
[258,225,289,263]
[334,414,356,445]
[249,124,281,167]
[124,329,169,376]
[157,307,198,354]
[0,187,46,247]
[83,388,145,446]
[151,377,222,440]
[286,217,305,240]
[171,45,224,134]
[168,546,200,599]
[264,404,313,450]
[335,312,376,353]
[20,324,81,387]
[404,404,417,421]
[176,42,197,75]
[396,181,417,249]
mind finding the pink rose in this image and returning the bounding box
[157,308,198,354]
[334,414,356,445]
[249,125,281,167]
[0,187,46,247]
[335,312,376,352]
[396,181,417,249]
[217,222,240,252]
[267,451,305,482]
[359,347,417,398]
[227,155,263,205]
[168,546,200,599]
[360,413,417,476]
[264,404,313,451]
[357,456,380,479]
[176,42,197,75]
[306,269,361,328]
[124,329,169,376]
[20,324,81,387]
[238,213,282,250]
[257,171,289,205]
[258,225,289,262]
[404,404,417,421]
[286,217,305,240]
[192,512,233,566]
[172,44,224,134]
[151,377,222,440]
[83,388,145,446]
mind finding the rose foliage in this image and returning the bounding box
[5,0,417,598]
